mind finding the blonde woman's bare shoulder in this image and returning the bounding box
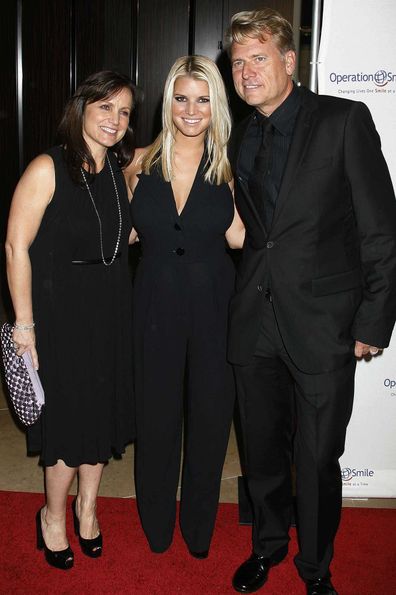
[135,145,151,160]
[132,146,152,169]
[124,146,152,198]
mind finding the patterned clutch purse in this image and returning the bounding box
[0,322,45,426]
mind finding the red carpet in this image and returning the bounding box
[0,491,395,594]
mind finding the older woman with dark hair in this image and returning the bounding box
[5,70,136,569]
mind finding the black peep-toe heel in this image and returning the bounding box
[36,508,74,570]
[72,498,103,558]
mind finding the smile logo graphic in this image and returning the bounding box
[374,70,388,86]
[341,467,374,481]
[341,467,353,481]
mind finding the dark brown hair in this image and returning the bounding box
[57,70,136,183]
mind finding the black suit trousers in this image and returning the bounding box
[234,297,355,579]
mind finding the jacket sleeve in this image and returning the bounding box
[345,101,396,347]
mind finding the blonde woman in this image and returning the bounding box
[125,55,244,558]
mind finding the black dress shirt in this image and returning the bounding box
[238,84,301,231]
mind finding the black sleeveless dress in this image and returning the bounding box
[28,146,134,467]
[129,159,236,553]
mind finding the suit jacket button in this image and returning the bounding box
[175,247,185,256]
[174,223,182,231]
[266,241,274,249]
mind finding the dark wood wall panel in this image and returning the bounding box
[22,0,71,165]
[135,0,190,146]
[225,0,294,27]
[1,3,18,316]
[194,1,224,62]
[74,0,134,87]
[1,4,18,243]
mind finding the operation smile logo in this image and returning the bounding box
[342,467,374,482]
[384,378,396,396]
[329,69,396,87]
[328,69,396,96]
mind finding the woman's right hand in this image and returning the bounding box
[12,327,39,370]
[128,227,139,244]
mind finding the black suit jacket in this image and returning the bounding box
[228,86,396,374]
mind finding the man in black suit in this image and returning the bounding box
[226,8,396,595]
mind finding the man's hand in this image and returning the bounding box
[354,341,382,358]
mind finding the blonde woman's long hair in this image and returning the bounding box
[142,55,232,185]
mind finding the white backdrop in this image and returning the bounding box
[317,0,396,497]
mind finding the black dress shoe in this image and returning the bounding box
[189,549,209,559]
[305,577,338,595]
[36,508,74,570]
[72,498,102,558]
[232,553,274,593]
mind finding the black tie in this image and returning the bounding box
[248,118,276,232]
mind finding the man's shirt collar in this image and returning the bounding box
[255,83,301,136]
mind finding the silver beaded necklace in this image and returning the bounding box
[80,153,122,266]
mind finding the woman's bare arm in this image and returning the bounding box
[124,147,150,244]
[5,154,55,368]
[225,179,245,249]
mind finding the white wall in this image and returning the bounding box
[317,0,396,497]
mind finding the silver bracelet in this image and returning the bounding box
[14,322,35,331]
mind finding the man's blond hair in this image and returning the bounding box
[225,8,295,55]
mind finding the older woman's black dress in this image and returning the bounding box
[28,146,134,466]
